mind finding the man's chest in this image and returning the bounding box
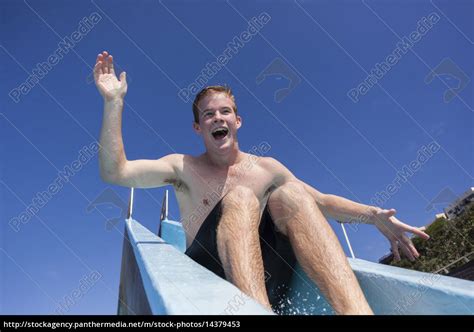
[177,160,277,245]
[185,162,275,202]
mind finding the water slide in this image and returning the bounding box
[117,189,474,315]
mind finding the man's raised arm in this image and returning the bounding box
[95,51,180,189]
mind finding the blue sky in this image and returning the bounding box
[1,0,472,314]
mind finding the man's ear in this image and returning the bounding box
[236,115,242,129]
[192,121,201,135]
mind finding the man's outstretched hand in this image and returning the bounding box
[94,51,127,102]
[372,208,430,262]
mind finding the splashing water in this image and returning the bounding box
[271,286,333,315]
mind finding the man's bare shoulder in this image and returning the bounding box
[158,153,184,171]
[162,153,198,167]
[165,153,207,187]
[157,153,189,187]
[164,153,206,172]
[256,156,284,171]
[161,153,185,161]
[256,156,297,185]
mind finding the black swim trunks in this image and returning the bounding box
[184,198,297,310]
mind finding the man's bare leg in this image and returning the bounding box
[216,186,272,310]
[267,181,373,315]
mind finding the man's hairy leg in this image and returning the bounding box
[216,186,272,310]
[267,181,373,315]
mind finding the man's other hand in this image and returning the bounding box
[372,208,430,262]
[94,50,128,102]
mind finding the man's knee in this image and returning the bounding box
[269,181,313,211]
[222,185,260,213]
[268,181,315,234]
[218,186,260,232]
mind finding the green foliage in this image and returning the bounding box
[389,204,474,274]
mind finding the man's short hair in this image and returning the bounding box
[192,85,238,124]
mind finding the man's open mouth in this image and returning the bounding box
[211,127,229,140]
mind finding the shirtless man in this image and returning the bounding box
[94,51,429,315]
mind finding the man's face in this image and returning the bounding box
[193,92,242,151]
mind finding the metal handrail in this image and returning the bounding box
[126,187,170,235]
[127,187,134,220]
[160,189,169,222]
[158,189,169,237]
[340,223,356,259]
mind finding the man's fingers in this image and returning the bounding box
[400,243,415,261]
[119,71,127,84]
[95,62,104,77]
[402,235,420,258]
[396,218,430,240]
[104,55,110,74]
[93,61,102,81]
[391,241,401,261]
[108,55,115,76]
[398,235,417,261]
[102,51,109,74]
[385,208,397,217]
[410,226,430,240]
[96,54,105,75]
